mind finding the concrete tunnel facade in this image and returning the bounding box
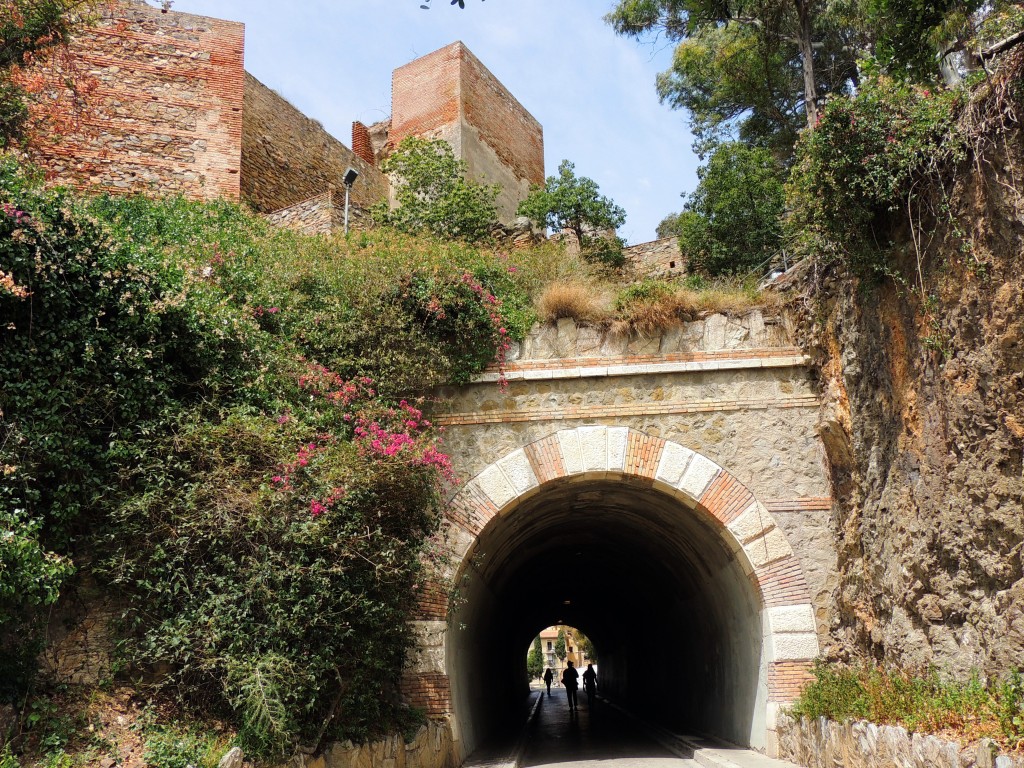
[416,428,821,763]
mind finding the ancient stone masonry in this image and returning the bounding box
[241,72,388,214]
[623,236,686,278]
[387,41,544,222]
[26,4,542,233]
[28,0,244,200]
[262,188,373,236]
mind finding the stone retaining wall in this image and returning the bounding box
[777,714,1024,768]
[263,189,372,235]
[279,722,453,768]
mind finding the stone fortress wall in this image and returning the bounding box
[29,0,245,201]
[26,2,544,232]
[241,72,388,215]
[27,0,679,273]
[386,41,545,222]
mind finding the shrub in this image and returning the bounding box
[0,156,528,756]
[790,663,1024,747]
[373,137,499,242]
[674,143,786,277]
[786,76,965,273]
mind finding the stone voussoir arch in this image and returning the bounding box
[408,425,820,723]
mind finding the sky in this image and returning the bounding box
[168,0,701,245]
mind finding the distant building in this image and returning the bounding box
[536,625,594,675]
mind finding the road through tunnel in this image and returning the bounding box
[446,474,769,760]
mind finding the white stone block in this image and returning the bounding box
[497,449,539,495]
[772,632,819,660]
[744,526,794,568]
[677,452,720,500]
[523,369,554,380]
[768,604,816,634]
[438,522,474,578]
[727,502,773,543]
[607,427,628,472]
[474,464,517,510]
[656,441,694,486]
[558,429,584,475]
[765,700,781,730]
[578,426,609,471]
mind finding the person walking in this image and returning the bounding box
[543,667,554,696]
[561,660,580,711]
[582,663,598,708]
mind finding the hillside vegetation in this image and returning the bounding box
[0,155,777,764]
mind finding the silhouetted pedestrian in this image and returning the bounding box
[561,660,579,711]
[543,667,554,695]
[582,663,598,708]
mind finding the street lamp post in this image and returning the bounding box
[342,167,359,235]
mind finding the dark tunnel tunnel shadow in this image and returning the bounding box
[447,476,767,762]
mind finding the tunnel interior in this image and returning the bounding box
[446,474,767,761]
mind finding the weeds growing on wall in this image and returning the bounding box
[791,662,1024,749]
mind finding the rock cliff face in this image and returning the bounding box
[799,121,1024,676]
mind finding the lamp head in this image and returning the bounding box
[343,167,359,187]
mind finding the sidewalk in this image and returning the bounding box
[464,684,802,768]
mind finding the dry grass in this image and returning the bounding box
[610,279,783,335]
[536,279,612,323]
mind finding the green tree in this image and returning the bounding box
[374,136,499,243]
[606,0,862,153]
[517,160,627,266]
[673,142,785,275]
[554,628,567,663]
[579,634,598,663]
[863,0,987,84]
[656,211,684,239]
[527,635,544,680]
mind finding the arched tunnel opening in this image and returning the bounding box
[446,474,768,762]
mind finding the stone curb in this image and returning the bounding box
[462,691,543,768]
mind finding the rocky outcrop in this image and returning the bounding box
[795,116,1024,674]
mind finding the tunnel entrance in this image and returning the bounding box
[447,474,767,759]
[434,428,819,764]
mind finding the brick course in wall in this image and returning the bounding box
[28,0,244,200]
[241,72,388,213]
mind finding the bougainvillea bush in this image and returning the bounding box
[0,156,531,756]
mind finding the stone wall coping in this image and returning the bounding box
[473,352,809,384]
